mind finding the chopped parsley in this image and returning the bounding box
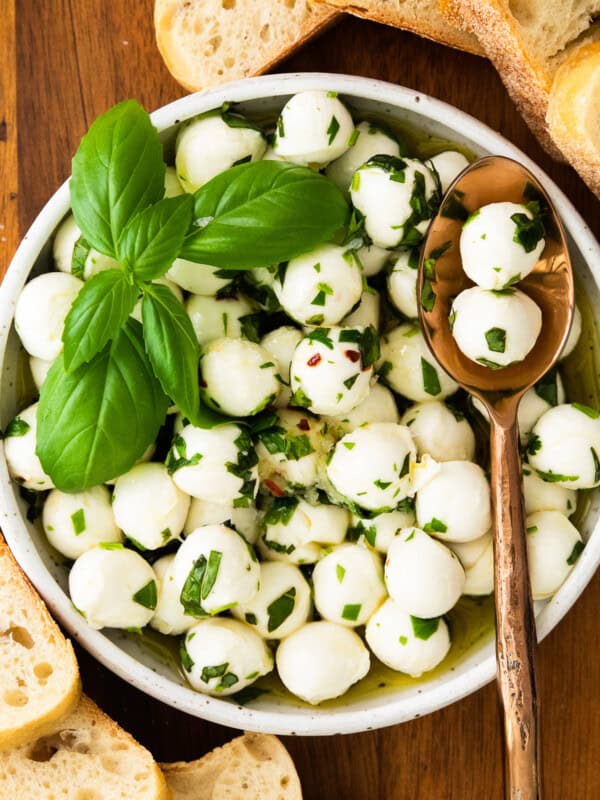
[592,447,600,484]
[70,508,86,535]
[423,518,447,534]
[239,312,262,343]
[573,402,600,419]
[526,526,538,535]
[441,189,469,221]
[421,357,441,396]
[3,416,30,438]
[343,441,356,450]
[485,327,506,354]
[527,434,542,456]
[535,469,578,483]
[258,425,315,461]
[347,128,359,147]
[566,540,584,565]
[166,435,203,474]
[339,326,380,367]
[305,327,334,349]
[180,640,194,672]
[511,202,545,253]
[399,452,410,479]
[132,579,158,610]
[263,496,299,527]
[374,479,392,490]
[289,387,313,408]
[336,564,346,583]
[180,556,209,617]
[326,115,340,145]
[534,368,559,407]
[410,615,439,640]
[267,586,296,633]
[344,374,359,391]
[226,430,258,508]
[202,550,223,600]
[341,603,362,622]
[245,613,257,625]
[476,357,505,370]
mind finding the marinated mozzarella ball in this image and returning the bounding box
[342,290,380,330]
[185,498,260,543]
[416,461,491,543]
[276,621,370,705]
[386,250,420,319]
[385,527,465,617]
[559,304,582,360]
[351,157,439,248]
[428,150,469,193]
[380,324,459,402]
[528,403,600,489]
[69,545,157,630]
[181,618,273,696]
[232,561,312,639]
[462,534,494,596]
[327,423,416,512]
[273,90,354,167]
[186,294,255,348]
[289,326,375,416]
[15,272,83,360]
[366,599,451,677]
[167,260,237,296]
[3,403,54,490]
[355,243,390,277]
[260,326,303,408]
[451,287,542,368]
[256,408,326,490]
[402,401,475,462]
[312,544,386,627]
[201,338,280,417]
[175,112,266,192]
[522,465,577,517]
[325,382,399,435]
[112,463,190,550]
[526,511,583,599]
[448,531,492,570]
[131,277,183,323]
[169,423,257,505]
[277,245,363,326]
[351,505,416,553]
[149,554,195,636]
[164,165,184,198]
[53,215,119,280]
[29,356,54,390]
[172,525,260,615]
[262,145,285,162]
[43,485,122,560]
[325,120,401,190]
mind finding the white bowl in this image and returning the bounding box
[1,73,599,736]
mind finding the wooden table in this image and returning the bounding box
[2,2,599,798]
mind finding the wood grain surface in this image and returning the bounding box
[1,2,599,798]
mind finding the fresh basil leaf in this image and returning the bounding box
[62,269,138,371]
[181,161,349,269]
[180,555,208,617]
[421,357,442,396]
[410,615,440,640]
[70,99,165,258]
[485,327,506,354]
[37,320,168,491]
[71,236,91,278]
[132,579,158,610]
[267,586,296,633]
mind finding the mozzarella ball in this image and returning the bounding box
[112,463,190,550]
[451,287,542,368]
[53,215,119,280]
[342,290,380,330]
[522,465,577,517]
[325,120,401,190]
[366,598,451,677]
[29,356,54,390]
[172,525,260,615]
[313,544,386,627]
[185,498,260,543]
[15,272,83,360]
[351,157,439,248]
[448,531,492,570]
[401,401,475,462]
[289,326,375,415]
[260,326,303,408]
[186,294,255,348]
[559,304,582,360]
[3,403,54,490]
[131,277,183,323]
[325,382,399,435]
[164,165,184,198]
[201,338,280,417]
[385,527,465,617]
[232,561,311,639]
[104,442,156,486]
[69,545,157,630]
[428,150,469,193]
[462,534,494,596]
[527,403,600,489]
[386,250,419,319]
[167,259,237,295]
[261,498,349,564]
[256,408,327,490]
[169,423,258,505]
[351,505,416,553]
[176,113,266,192]
[327,423,416,512]
[181,618,273,695]
[526,511,583,599]
[53,215,82,273]
[273,90,354,167]
[149,554,195,636]
[416,461,491,543]
[43,485,122,560]
[262,145,285,162]
[276,621,370,704]
[355,243,390,277]
[380,324,459,401]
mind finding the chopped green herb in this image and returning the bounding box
[511,202,545,253]
[267,586,296,633]
[535,470,579,483]
[343,441,356,450]
[239,312,262,343]
[3,416,30,438]
[421,358,441,396]
[260,361,275,369]
[573,402,600,419]
[374,479,391,490]
[180,640,194,672]
[161,527,172,544]
[567,540,584,565]
[423,518,447,534]
[201,663,228,683]
[258,427,315,461]
[347,128,359,147]
[305,314,324,326]
[476,357,505,370]
[502,273,521,288]
[305,327,334,349]
[463,209,480,227]
[410,615,439,640]
[405,529,416,542]
[344,374,359,391]
[71,508,86,535]
[245,613,257,625]
[289,387,313,408]
[132,579,157,610]
[166,435,203,474]
[379,360,393,380]
[527,434,542,456]
[441,189,469,221]
[201,550,222,601]
[311,291,327,306]
[399,635,408,646]
[326,116,340,145]
[526,526,538,535]
[341,603,362,622]
[264,496,299,526]
[99,541,125,550]
[277,116,285,138]
[534,368,559,407]
[336,564,346,583]
[485,327,506,354]
[216,672,239,691]
[592,447,600,484]
[180,556,208,617]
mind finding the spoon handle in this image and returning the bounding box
[490,416,541,800]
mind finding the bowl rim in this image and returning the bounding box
[1,71,600,736]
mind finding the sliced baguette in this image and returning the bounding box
[0,536,80,750]
[162,733,302,800]
[154,0,339,93]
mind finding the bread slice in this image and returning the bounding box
[0,694,170,800]
[154,0,339,93]
[162,733,302,800]
[0,536,80,750]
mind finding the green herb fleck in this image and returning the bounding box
[327,115,340,145]
[485,327,506,354]
[132,579,157,610]
[341,603,362,622]
[410,615,439,640]
[567,540,584,565]
[573,403,600,419]
[336,564,346,583]
[71,508,86,535]
[421,357,441,396]
[267,586,296,633]
[423,518,447,534]
[3,416,31,438]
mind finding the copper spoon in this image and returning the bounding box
[417,155,574,800]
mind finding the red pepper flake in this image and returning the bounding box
[307,353,322,367]
[344,349,360,363]
[298,418,310,431]
[264,479,285,497]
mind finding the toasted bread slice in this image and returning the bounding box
[162,733,302,800]
[154,0,339,93]
[0,536,80,750]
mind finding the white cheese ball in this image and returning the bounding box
[351,505,416,553]
[112,463,190,550]
[451,287,542,368]
[256,408,325,490]
[232,561,312,639]
[201,338,280,417]
[380,324,459,402]
[448,531,492,569]
[278,245,363,326]
[416,461,491,543]
[43,485,122,560]
[342,290,380,330]
[325,120,401,190]
[175,113,266,193]
[522,465,577,517]
[276,621,370,705]
[273,90,354,167]
[428,150,469,193]
[559,304,582,360]
[325,382,399,435]
[528,403,600,489]
[130,277,183,323]
[186,294,254,348]
[167,260,236,295]
[366,598,451,677]
[351,157,439,248]
[149,554,195,636]
[262,145,285,162]
[171,525,260,615]
[164,165,184,198]
[327,423,416,512]
[355,243,390,277]
[29,356,54,390]
[385,527,465,617]
[69,545,157,630]
[262,498,349,565]
[53,215,119,280]
[386,250,420,319]
[185,498,260,544]
[169,423,257,504]
[462,534,494,596]
[289,326,375,416]
[526,511,583,599]
[313,544,386,627]
[260,326,303,408]
[15,272,83,360]
[181,618,273,696]
[3,403,54,490]
[401,401,475,462]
